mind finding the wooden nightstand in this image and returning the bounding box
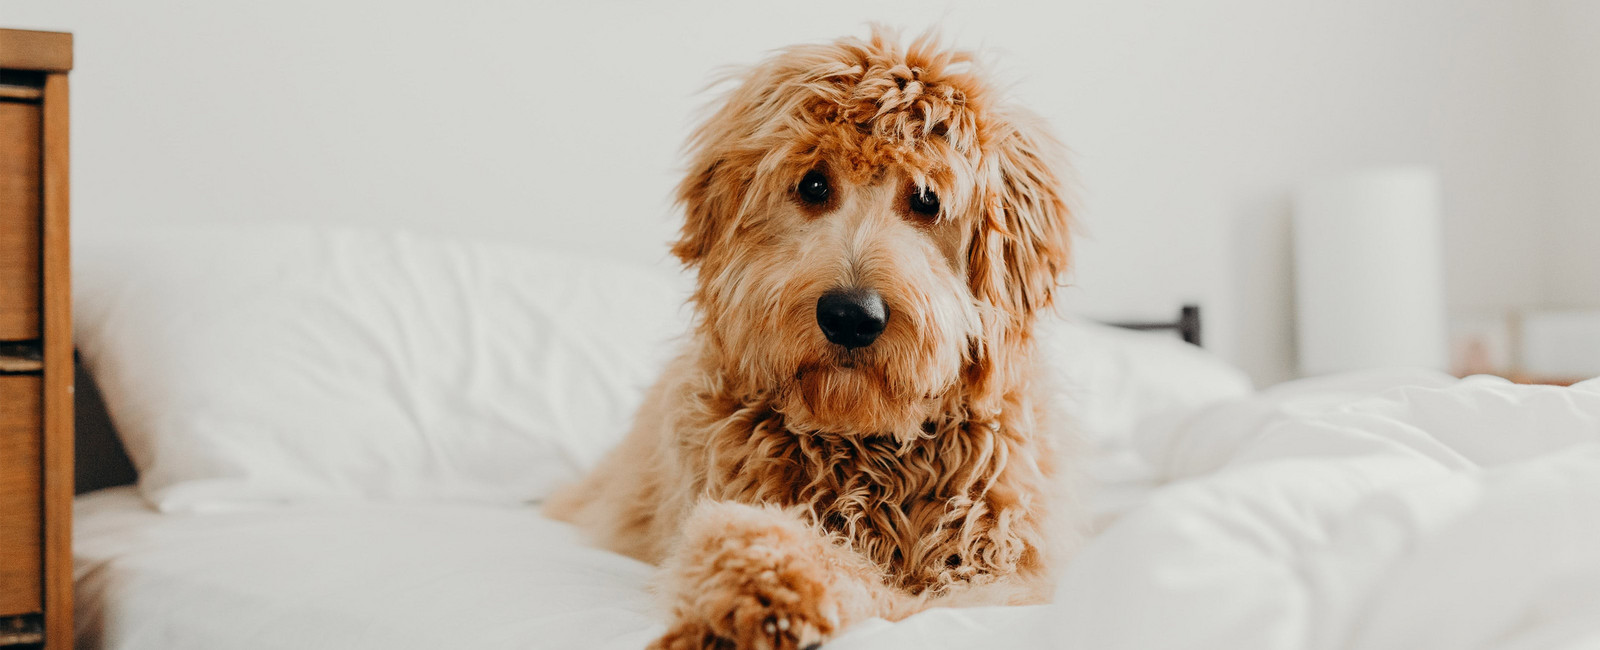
[1456,370,1589,387]
[0,28,72,649]
[1501,372,1587,387]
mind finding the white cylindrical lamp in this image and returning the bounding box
[1293,166,1448,376]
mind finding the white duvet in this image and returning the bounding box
[76,370,1600,649]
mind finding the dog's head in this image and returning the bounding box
[675,29,1071,441]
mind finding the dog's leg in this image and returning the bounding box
[649,500,901,650]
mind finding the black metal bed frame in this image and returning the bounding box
[1107,304,1202,346]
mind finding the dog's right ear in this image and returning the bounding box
[671,158,727,266]
[672,54,797,267]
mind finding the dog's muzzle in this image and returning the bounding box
[816,288,888,349]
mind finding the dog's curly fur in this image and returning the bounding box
[546,28,1078,650]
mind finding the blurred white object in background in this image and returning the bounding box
[1293,166,1448,376]
[1519,309,1600,379]
[1449,312,1515,376]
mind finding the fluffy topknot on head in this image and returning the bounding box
[674,29,992,234]
[786,29,991,159]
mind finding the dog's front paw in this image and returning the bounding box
[651,612,826,650]
[651,503,846,650]
[651,569,834,650]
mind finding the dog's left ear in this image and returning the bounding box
[967,111,1073,324]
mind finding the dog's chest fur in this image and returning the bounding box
[688,392,1047,595]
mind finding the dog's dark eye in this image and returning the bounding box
[796,170,830,204]
[909,188,940,218]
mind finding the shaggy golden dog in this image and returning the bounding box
[547,28,1076,650]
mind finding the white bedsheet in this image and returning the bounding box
[73,491,1070,650]
[74,490,662,649]
[76,370,1600,650]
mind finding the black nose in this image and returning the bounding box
[816,289,888,349]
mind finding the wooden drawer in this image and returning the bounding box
[0,374,41,616]
[0,100,42,341]
[2,28,72,648]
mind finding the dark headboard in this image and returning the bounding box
[73,303,1205,495]
[74,360,136,494]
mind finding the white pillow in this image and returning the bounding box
[1036,317,1254,449]
[77,222,1248,511]
[75,224,691,512]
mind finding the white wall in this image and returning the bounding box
[1,0,1589,384]
[1543,0,1600,309]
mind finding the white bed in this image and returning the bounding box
[74,487,663,649]
[70,225,1600,649]
[72,486,1065,650]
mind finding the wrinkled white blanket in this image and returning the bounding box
[76,370,1600,649]
[1044,369,1600,650]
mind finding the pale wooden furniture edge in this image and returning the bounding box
[0,356,43,373]
[0,86,42,101]
[0,29,72,72]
